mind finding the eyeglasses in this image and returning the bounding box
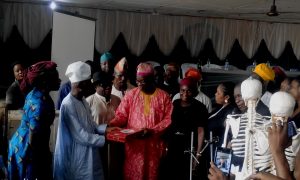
[136,80,146,85]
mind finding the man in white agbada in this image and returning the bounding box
[53,61,115,180]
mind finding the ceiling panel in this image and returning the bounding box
[4,0,300,23]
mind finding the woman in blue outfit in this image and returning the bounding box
[7,61,61,180]
[202,82,236,180]
[207,82,236,148]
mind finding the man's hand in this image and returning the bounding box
[105,127,121,133]
[208,162,228,180]
[192,154,200,170]
[267,122,293,180]
[268,122,289,154]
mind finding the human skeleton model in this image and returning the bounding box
[222,78,271,179]
[240,78,274,179]
[223,79,300,180]
[268,92,300,172]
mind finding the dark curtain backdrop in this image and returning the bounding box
[1,25,300,98]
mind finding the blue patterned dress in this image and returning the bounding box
[8,88,55,180]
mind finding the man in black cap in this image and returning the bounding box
[85,71,114,179]
[86,72,114,125]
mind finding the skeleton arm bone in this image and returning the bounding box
[222,115,241,148]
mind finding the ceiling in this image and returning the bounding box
[5,0,300,23]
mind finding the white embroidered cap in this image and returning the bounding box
[269,91,295,117]
[241,77,262,101]
[65,61,91,83]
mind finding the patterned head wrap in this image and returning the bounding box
[20,61,57,94]
[145,61,160,68]
[114,57,128,75]
[253,63,275,81]
[136,63,154,77]
[272,66,287,79]
[185,68,202,81]
[180,77,197,90]
[100,52,113,63]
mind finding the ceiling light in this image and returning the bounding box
[151,9,159,15]
[50,1,57,10]
[267,5,279,16]
[267,0,279,16]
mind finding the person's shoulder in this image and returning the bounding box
[11,81,19,87]
[192,98,208,111]
[24,89,34,100]
[172,92,180,100]
[256,100,271,116]
[156,88,173,102]
[86,94,95,102]
[126,87,139,95]
[197,90,207,97]
[200,91,211,101]
[192,98,205,106]
[156,88,171,96]
[195,91,211,104]
[218,104,236,117]
[226,103,236,111]
[25,89,44,107]
[61,94,72,107]
[6,84,14,95]
[6,81,19,92]
[121,87,140,101]
[172,99,181,105]
[126,81,136,90]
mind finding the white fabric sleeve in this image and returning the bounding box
[63,105,105,147]
[96,124,107,135]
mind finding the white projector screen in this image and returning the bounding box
[51,11,96,84]
[50,11,95,152]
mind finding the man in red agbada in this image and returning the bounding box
[110,62,173,180]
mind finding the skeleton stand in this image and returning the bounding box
[184,132,198,180]
[184,131,219,180]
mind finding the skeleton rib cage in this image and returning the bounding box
[226,112,299,179]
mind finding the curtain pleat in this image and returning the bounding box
[2,2,300,60]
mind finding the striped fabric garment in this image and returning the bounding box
[230,113,270,158]
[229,113,300,174]
[229,113,274,173]
[285,131,300,171]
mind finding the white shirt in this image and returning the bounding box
[111,85,125,100]
[261,91,272,108]
[86,93,115,125]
